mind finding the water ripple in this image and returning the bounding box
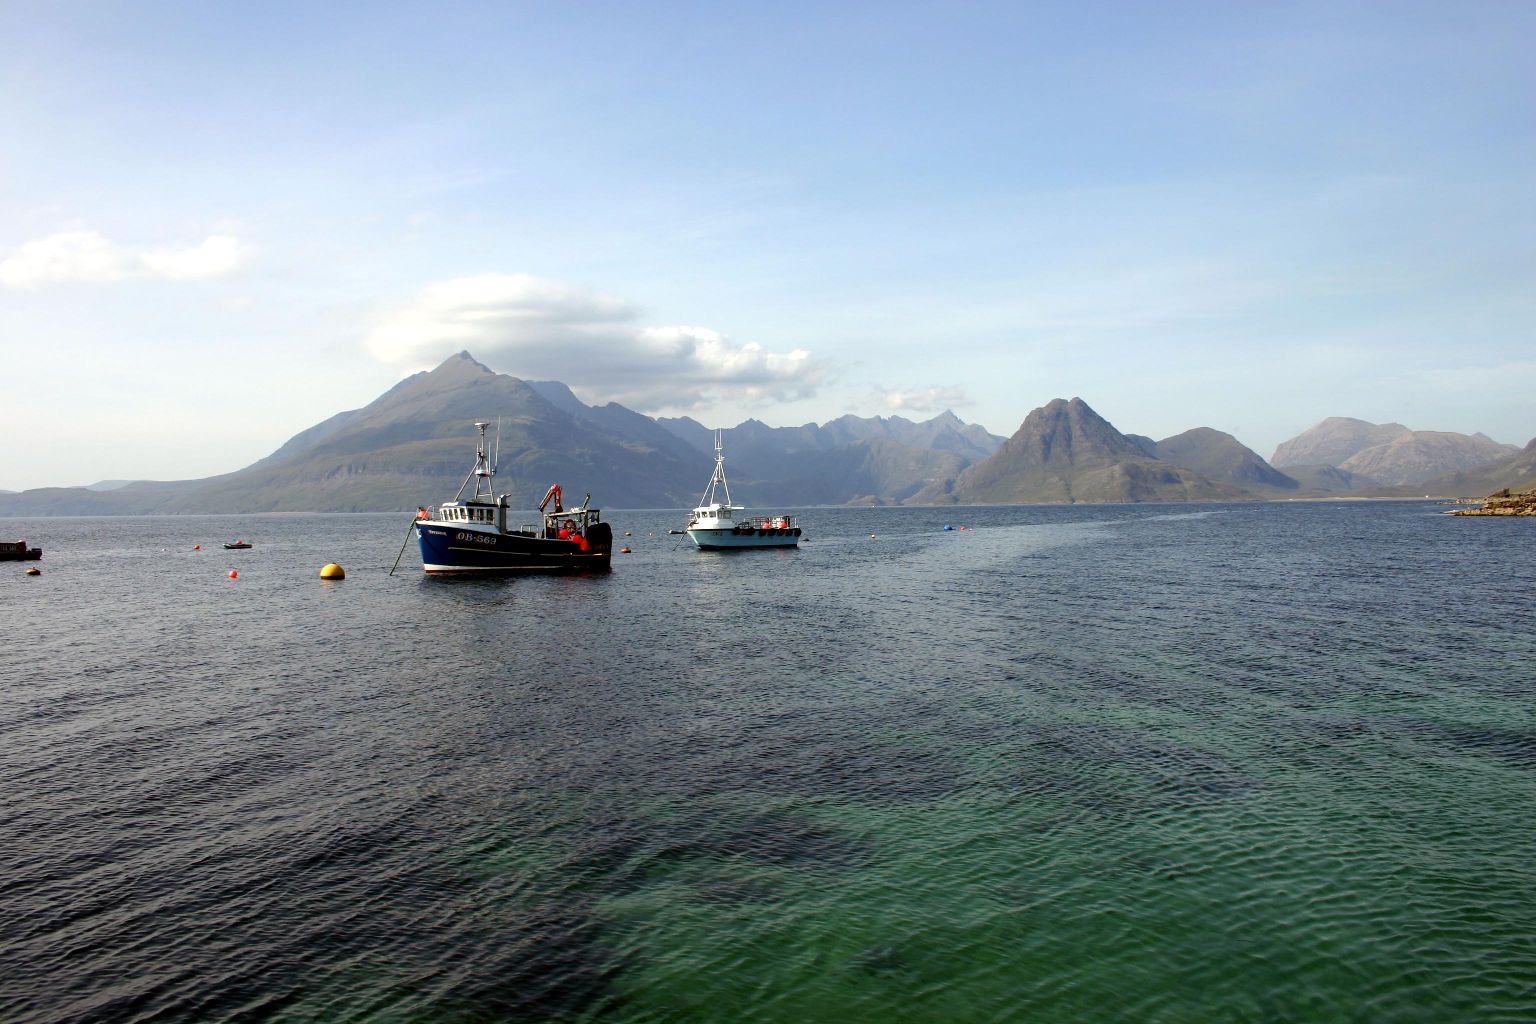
[1,503,1534,1022]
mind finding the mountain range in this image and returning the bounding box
[1269,416,1519,487]
[3,353,1531,514]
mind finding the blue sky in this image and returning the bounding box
[2,1,1532,489]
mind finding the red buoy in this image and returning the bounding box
[228,569,238,578]
[194,544,201,550]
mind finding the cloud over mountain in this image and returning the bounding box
[365,272,825,410]
[0,232,247,287]
[873,385,972,413]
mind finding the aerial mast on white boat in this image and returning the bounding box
[698,430,734,508]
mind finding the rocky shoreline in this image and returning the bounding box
[1448,489,1536,516]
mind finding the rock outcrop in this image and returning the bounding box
[1450,489,1536,516]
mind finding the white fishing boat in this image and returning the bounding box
[684,433,801,550]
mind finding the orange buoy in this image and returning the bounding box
[228,569,238,579]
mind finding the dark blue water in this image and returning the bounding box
[2,502,1534,1022]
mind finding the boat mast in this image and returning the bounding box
[455,421,497,501]
[698,430,734,507]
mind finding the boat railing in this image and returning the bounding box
[540,506,602,539]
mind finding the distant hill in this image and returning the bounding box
[1142,427,1300,495]
[1271,417,1516,487]
[1271,417,1410,468]
[653,408,1003,505]
[940,398,1244,503]
[731,438,972,506]
[1278,464,1380,493]
[1415,437,1536,496]
[0,353,703,514]
[525,380,703,463]
[1336,430,1517,486]
[656,409,1001,463]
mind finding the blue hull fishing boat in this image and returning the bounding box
[1,540,41,561]
[413,422,612,574]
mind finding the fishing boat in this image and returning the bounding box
[1,540,41,561]
[413,421,612,574]
[684,433,801,550]
[223,540,252,550]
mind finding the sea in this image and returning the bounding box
[2,501,1534,1023]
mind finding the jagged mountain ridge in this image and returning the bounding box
[194,354,707,511]
[0,354,707,513]
[5,355,1530,513]
[657,409,1002,465]
[0,353,1007,513]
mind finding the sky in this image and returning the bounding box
[2,1,1532,490]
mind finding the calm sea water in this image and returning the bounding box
[2,502,1534,1023]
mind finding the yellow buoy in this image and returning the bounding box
[319,563,345,580]
[25,567,41,576]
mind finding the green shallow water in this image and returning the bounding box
[2,502,1533,1022]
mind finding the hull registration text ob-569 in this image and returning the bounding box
[414,421,612,574]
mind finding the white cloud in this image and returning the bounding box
[873,385,972,413]
[0,231,248,288]
[139,235,247,280]
[366,272,826,409]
